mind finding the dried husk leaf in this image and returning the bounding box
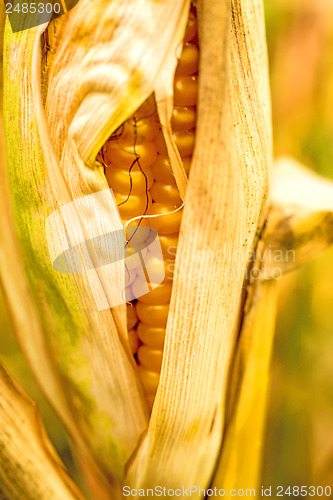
[212,279,277,490]
[261,157,333,278]
[127,0,272,491]
[3,19,147,488]
[2,0,196,488]
[154,25,191,201]
[0,12,124,500]
[1,0,191,487]
[212,154,333,488]
[0,5,75,439]
[212,154,333,487]
[0,6,111,496]
[0,362,83,500]
[213,153,333,491]
[49,0,192,168]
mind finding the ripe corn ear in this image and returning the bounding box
[0,0,280,497]
[2,0,193,492]
[101,7,199,410]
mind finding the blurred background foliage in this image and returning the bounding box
[0,0,333,492]
[263,0,333,489]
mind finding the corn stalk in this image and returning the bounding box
[1,0,333,498]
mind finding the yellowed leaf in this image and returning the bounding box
[212,280,277,491]
[127,0,272,492]
[1,0,194,488]
[261,157,333,278]
[0,362,83,500]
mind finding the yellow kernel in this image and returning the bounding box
[143,253,174,282]
[151,156,176,184]
[173,130,195,157]
[124,224,152,246]
[158,233,178,260]
[150,182,182,206]
[154,131,168,155]
[138,365,160,394]
[120,116,159,144]
[114,191,152,219]
[105,165,153,194]
[106,141,157,169]
[137,323,166,349]
[171,106,196,131]
[136,302,169,328]
[184,11,197,43]
[174,76,198,107]
[146,203,183,235]
[138,346,163,372]
[132,280,172,305]
[176,43,199,76]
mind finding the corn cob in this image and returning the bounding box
[2,0,280,491]
[101,8,198,411]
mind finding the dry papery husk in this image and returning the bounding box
[0,362,84,500]
[261,157,333,278]
[0,8,86,500]
[212,153,333,490]
[1,0,272,496]
[127,0,271,491]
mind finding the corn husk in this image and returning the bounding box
[212,279,277,490]
[0,7,121,498]
[1,0,190,491]
[0,362,83,500]
[4,0,333,495]
[127,0,272,491]
[261,157,333,278]
[211,150,333,489]
[1,0,273,493]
